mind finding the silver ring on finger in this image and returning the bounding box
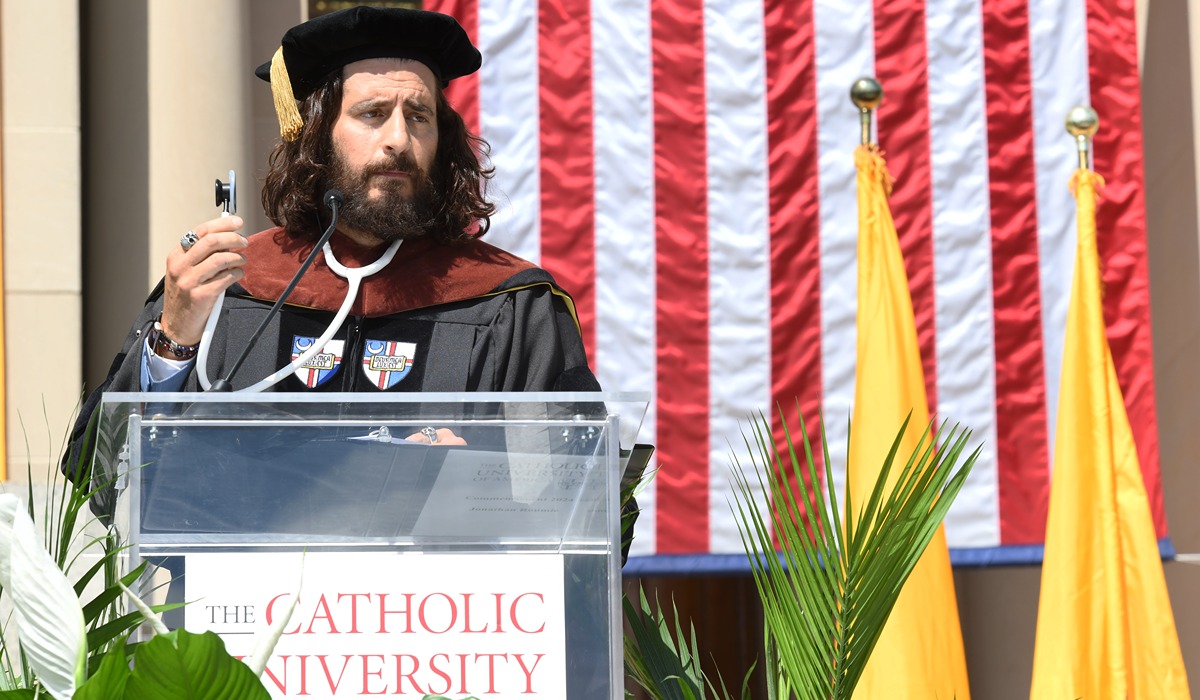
[421,427,439,444]
[180,230,199,252]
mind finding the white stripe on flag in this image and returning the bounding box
[592,0,658,556]
[703,0,772,553]
[814,0,874,500]
[925,0,1003,548]
[1030,0,1089,465]
[479,0,541,263]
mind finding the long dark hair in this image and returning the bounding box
[261,70,496,243]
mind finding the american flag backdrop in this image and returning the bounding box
[424,0,1165,570]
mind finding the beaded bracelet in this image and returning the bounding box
[150,321,200,360]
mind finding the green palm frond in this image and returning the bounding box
[623,585,755,700]
[623,587,708,700]
[729,406,979,699]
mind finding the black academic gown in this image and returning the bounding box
[64,229,601,483]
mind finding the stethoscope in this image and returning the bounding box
[196,239,402,393]
[194,173,403,392]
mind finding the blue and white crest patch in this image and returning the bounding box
[291,336,344,388]
[361,340,417,389]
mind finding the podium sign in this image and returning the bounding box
[98,392,648,700]
[186,552,567,698]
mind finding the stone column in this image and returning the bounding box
[147,0,254,285]
[2,0,82,479]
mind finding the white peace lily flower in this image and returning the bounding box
[0,493,87,700]
[246,551,305,677]
[118,581,169,636]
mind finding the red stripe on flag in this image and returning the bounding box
[982,0,1051,544]
[426,0,480,134]
[763,0,823,523]
[874,0,938,415]
[537,0,596,356]
[1086,0,1166,536]
[652,0,710,553]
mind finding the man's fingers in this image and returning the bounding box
[194,266,245,293]
[191,251,248,286]
[166,249,245,292]
[169,217,243,259]
[188,215,244,240]
[166,229,247,281]
[434,428,466,445]
[178,231,248,262]
[404,428,467,445]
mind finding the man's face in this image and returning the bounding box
[329,58,441,242]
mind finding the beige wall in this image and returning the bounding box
[1137,0,1200,689]
[1,0,82,480]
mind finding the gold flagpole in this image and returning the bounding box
[1065,105,1099,171]
[850,77,882,147]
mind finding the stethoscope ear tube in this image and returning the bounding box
[199,193,401,393]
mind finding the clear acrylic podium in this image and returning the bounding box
[97,391,648,699]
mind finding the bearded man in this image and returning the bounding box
[75,7,597,422]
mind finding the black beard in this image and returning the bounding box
[328,150,439,242]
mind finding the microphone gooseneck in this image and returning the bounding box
[207,190,344,392]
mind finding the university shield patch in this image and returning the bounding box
[290,336,344,388]
[361,340,417,389]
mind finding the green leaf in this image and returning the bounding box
[124,630,269,700]
[0,690,36,699]
[622,588,711,700]
[88,608,177,656]
[80,561,145,624]
[73,641,129,700]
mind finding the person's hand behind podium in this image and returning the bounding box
[405,427,466,445]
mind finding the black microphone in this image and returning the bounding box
[208,190,344,392]
[324,189,344,211]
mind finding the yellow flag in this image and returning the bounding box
[849,145,970,699]
[1030,170,1190,698]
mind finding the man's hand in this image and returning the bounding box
[158,215,248,352]
[405,428,467,445]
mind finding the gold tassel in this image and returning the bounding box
[270,46,304,141]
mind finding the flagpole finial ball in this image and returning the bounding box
[850,77,883,111]
[1066,106,1099,138]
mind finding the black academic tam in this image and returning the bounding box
[254,5,481,95]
